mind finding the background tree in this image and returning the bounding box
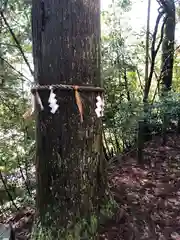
[159,0,175,91]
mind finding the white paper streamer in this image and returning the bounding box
[95,95,104,118]
[48,87,59,114]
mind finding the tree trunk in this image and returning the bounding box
[31,0,106,235]
[143,0,151,102]
[159,0,175,145]
[161,0,175,91]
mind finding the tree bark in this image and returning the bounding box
[31,0,106,233]
[160,0,175,90]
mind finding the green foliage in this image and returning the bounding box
[31,199,116,240]
[31,215,98,240]
[0,0,34,219]
[101,0,180,156]
[0,0,180,238]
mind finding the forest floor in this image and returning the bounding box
[99,134,180,240]
[2,134,180,239]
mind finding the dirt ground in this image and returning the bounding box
[2,134,180,240]
[99,134,180,239]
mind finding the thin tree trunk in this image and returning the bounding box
[140,0,151,162]
[32,0,106,234]
[143,0,151,103]
[124,67,131,102]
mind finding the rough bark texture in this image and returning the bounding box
[161,0,175,90]
[31,0,106,230]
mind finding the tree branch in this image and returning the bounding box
[143,11,166,101]
[0,56,32,82]
[0,170,19,210]
[0,10,34,76]
[157,0,175,15]
[148,14,167,86]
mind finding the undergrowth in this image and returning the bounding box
[30,197,117,240]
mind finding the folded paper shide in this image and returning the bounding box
[95,95,104,118]
[48,87,59,114]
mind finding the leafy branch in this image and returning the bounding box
[0,10,34,76]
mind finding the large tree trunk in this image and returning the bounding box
[31,0,106,235]
[161,0,175,90]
